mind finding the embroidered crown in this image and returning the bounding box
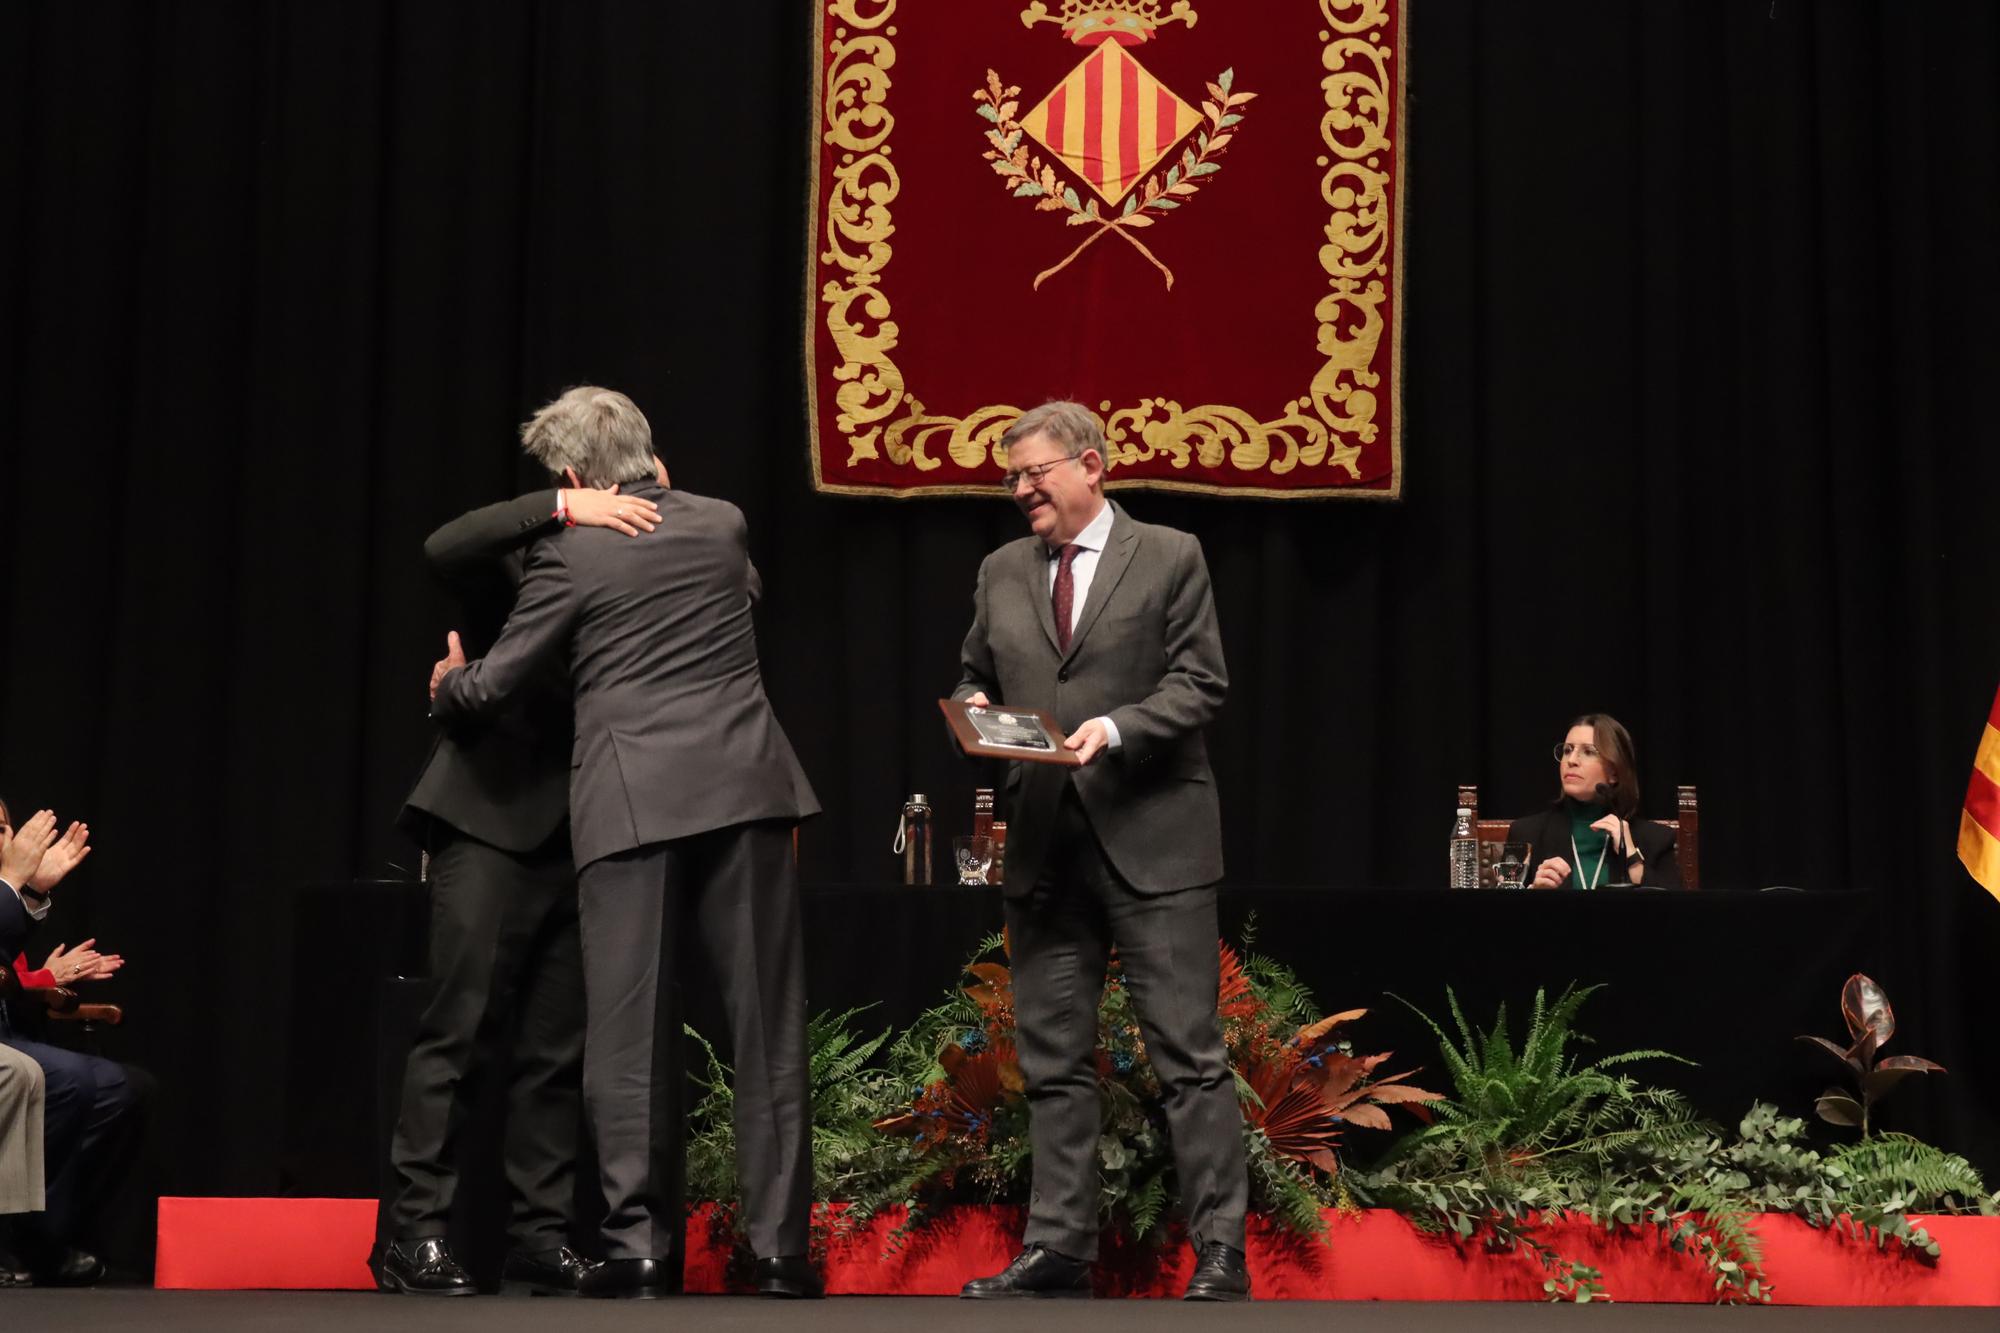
[1020,0,1198,46]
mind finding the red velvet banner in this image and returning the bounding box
[808,1,1406,498]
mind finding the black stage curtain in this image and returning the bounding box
[2,1,1998,1205]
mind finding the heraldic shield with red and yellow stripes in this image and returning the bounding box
[807,0,1407,499]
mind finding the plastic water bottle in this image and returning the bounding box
[1449,806,1479,889]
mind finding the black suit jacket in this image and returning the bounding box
[0,884,34,1032]
[1506,804,1681,889]
[399,491,575,853]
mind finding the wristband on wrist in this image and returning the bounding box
[20,885,48,903]
[554,490,573,527]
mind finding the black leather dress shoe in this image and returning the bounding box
[501,1245,597,1296]
[960,1244,1092,1299]
[0,1237,35,1288]
[754,1254,824,1299]
[372,1238,474,1296]
[577,1257,678,1300]
[1182,1241,1250,1301]
[32,1247,105,1288]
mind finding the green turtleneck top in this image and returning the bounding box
[1565,798,1613,890]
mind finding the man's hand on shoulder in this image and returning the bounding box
[562,484,658,536]
[429,630,468,701]
[1064,718,1110,766]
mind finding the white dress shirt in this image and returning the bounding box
[1045,502,1123,751]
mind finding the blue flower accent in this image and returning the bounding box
[1111,1050,1136,1074]
[960,1029,988,1054]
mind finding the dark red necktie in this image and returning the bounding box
[1052,544,1080,654]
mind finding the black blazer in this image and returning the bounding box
[0,884,33,1033]
[399,491,575,854]
[1506,804,1681,889]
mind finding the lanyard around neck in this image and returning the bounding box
[1570,834,1608,891]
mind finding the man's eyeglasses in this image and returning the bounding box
[1553,743,1602,761]
[1001,456,1079,490]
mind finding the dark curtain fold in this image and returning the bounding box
[1,0,1995,1197]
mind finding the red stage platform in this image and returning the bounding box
[690,1205,2000,1306]
[155,1198,2000,1304]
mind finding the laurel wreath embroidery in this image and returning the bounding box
[975,67,1255,290]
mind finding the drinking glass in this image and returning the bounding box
[954,836,995,887]
[1495,842,1532,891]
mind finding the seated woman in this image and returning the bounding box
[1509,714,1681,890]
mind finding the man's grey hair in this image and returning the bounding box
[520,386,655,487]
[1001,399,1103,460]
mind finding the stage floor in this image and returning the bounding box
[4,1291,1994,1331]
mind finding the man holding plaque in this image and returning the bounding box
[951,400,1247,1301]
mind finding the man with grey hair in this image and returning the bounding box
[951,399,1250,1301]
[431,386,821,1301]
[373,437,658,1298]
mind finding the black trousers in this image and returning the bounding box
[577,820,810,1263]
[0,1033,151,1259]
[384,826,585,1250]
[1004,787,1248,1258]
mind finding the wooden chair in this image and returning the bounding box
[0,960,125,1032]
[1456,784,1701,890]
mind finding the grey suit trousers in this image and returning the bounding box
[577,821,811,1262]
[0,1042,45,1215]
[1005,787,1248,1258]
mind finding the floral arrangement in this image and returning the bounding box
[864,925,1441,1242]
[683,941,1994,1303]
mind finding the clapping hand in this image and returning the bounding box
[29,821,91,894]
[38,939,124,987]
[0,808,58,889]
[429,631,468,701]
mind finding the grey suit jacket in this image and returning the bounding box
[954,501,1227,895]
[433,481,819,870]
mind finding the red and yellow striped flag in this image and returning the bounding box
[1959,684,2000,901]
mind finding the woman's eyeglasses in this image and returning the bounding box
[1553,743,1601,761]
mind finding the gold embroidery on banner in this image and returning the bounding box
[809,0,1404,498]
[819,1,909,468]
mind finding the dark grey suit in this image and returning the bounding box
[433,480,818,1263]
[955,500,1247,1258]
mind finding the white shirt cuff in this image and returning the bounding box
[1096,716,1122,751]
[3,879,50,920]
